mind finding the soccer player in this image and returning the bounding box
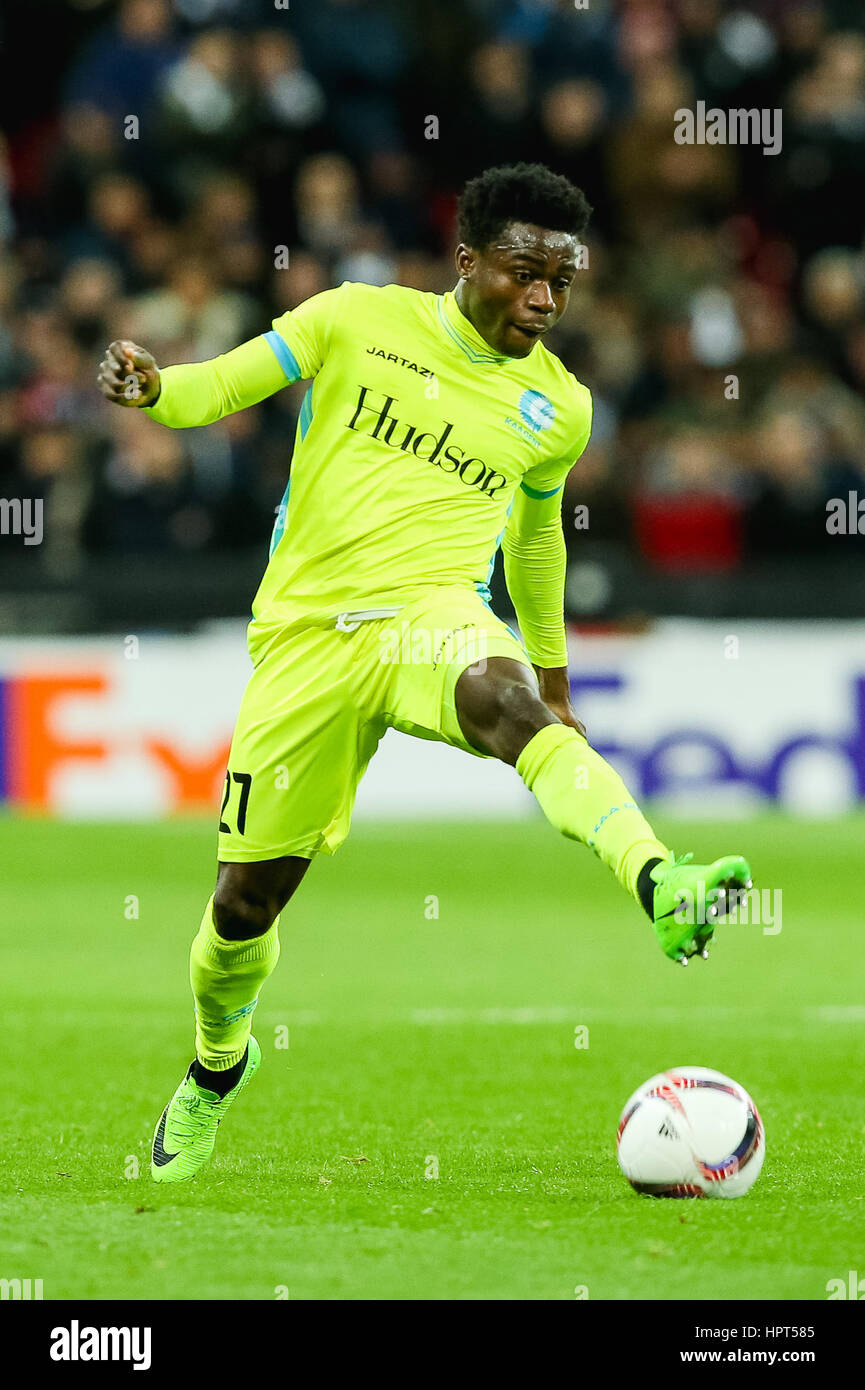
[98,163,751,1183]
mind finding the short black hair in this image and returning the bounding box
[457,162,592,249]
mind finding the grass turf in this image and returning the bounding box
[2,812,863,1301]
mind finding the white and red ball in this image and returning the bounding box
[616,1066,765,1198]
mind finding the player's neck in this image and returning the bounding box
[453,280,495,353]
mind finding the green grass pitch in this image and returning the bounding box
[2,812,863,1301]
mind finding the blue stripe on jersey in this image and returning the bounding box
[299,383,314,439]
[521,480,563,500]
[475,496,515,603]
[264,330,303,382]
[269,479,291,558]
[268,384,312,559]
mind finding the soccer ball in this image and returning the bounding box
[616,1066,765,1198]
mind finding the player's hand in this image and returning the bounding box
[550,703,587,737]
[97,340,161,408]
[534,666,587,738]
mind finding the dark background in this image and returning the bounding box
[1,0,865,632]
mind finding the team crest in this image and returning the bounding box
[518,389,555,431]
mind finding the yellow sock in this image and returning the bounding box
[516,724,670,903]
[189,895,280,1070]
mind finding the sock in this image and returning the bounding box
[516,724,671,905]
[637,857,663,921]
[189,895,280,1071]
[190,1047,248,1098]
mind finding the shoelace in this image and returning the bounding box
[168,1091,212,1142]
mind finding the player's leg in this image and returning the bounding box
[188,856,312,1084]
[152,856,311,1185]
[152,622,382,1182]
[454,655,751,962]
[455,653,671,900]
[382,588,750,964]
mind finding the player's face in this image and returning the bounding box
[455,223,579,358]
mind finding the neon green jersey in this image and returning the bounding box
[145,281,592,664]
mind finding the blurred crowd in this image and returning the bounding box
[2,0,865,588]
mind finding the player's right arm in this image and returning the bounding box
[97,285,345,427]
[96,336,286,424]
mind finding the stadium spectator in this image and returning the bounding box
[1,0,863,601]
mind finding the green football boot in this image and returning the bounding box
[649,852,752,965]
[151,1037,261,1183]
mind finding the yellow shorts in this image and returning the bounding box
[217,587,532,862]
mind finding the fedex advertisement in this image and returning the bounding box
[0,620,863,820]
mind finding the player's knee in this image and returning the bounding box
[212,883,278,941]
[459,672,550,762]
[488,677,545,733]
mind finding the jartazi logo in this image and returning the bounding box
[366,345,435,378]
[346,386,507,497]
[49,1321,152,1371]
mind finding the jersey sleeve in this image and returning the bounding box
[501,488,568,667]
[143,285,348,429]
[501,384,593,668]
[144,335,288,428]
[264,283,347,382]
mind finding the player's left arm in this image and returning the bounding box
[502,390,592,734]
[502,481,584,733]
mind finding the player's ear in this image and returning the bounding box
[455,243,474,279]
